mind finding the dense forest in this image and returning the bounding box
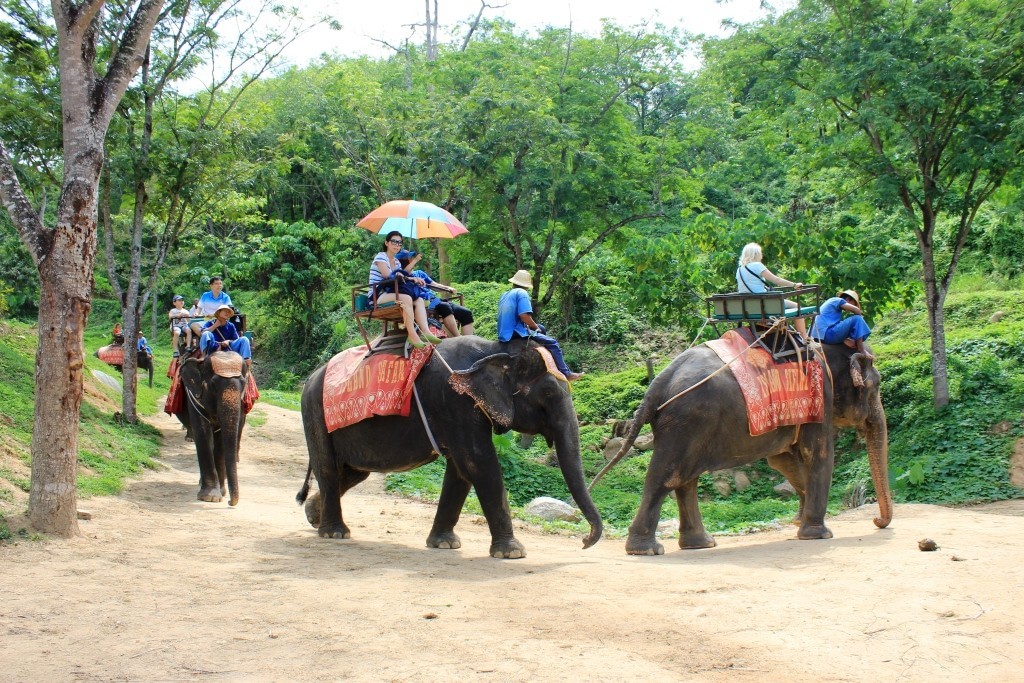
[1,1,1023,536]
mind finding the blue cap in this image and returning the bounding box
[395,249,418,261]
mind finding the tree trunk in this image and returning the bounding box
[919,224,950,409]
[30,222,96,536]
[0,0,167,536]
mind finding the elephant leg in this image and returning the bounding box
[195,430,222,503]
[768,452,808,526]
[317,466,369,540]
[457,452,524,559]
[677,479,716,549]
[426,461,469,550]
[626,480,672,556]
[216,453,228,498]
[794,437,835,540]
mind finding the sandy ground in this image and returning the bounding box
[2,403,1023,683]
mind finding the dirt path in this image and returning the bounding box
[2,403,1023,682]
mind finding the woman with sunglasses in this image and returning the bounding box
[368,230,442,348]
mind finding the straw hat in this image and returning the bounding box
[509,269,533,289]
[213,304,234,317]
[840,289,860,306]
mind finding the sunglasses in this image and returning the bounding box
[388,239,403,245]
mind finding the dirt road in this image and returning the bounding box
[2,403,1022,682]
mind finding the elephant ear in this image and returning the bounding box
[850,351,879,389]
[448,353,515,429]
[179,358,206,399]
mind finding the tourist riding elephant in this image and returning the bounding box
[296,336,602,558]
[592,342,892,556]
[174,352,249,506]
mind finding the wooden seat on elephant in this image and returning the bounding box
[351,281,409,350]
[706,285,821,363]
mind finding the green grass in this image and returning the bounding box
[259,388,302,411]
[0,317,166,523]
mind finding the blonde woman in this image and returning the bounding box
[735,242,807,339]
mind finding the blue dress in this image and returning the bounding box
[811,296,871,343]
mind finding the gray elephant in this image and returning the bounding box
[296,336,602,558]
[174,352,249,506]
[593,342,892,556]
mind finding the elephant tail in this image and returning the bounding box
[588,396,656,492]
[295,461,313,505]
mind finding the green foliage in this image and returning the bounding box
[572,365,651,422]
[384,457,447,500]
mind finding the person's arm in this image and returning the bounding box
[518,311,540,331]
[373,256,394,279]
[761,268,802,289]
[840,302,863,315]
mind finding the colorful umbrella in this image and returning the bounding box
[356,200,469,239]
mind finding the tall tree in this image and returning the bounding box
[102,0,313,423]
[711,0,1024,407]
[0,0,164,536]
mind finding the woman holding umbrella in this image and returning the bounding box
[368,230,442,348]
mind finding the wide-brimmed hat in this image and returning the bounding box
[840,289,860,306]
[213,304,234,317]
[509,269,533,289]
[172,294,184,301]
[395,249,418,261]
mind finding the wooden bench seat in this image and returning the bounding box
[707,286,820,323]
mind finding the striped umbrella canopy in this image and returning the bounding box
[356,200,469,239]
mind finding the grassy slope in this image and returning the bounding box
[0,317,165,539]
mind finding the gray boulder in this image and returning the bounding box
[524,496,578,522]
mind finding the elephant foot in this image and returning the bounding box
[304,493,322,528]
[625,536,665,556]
[797,523,833,540]
[679,531,717,550]
[197,488,223,503]
[426,532,462,549]
[318,523,351,539]
[229,494,239,507]
[489,538,526,559]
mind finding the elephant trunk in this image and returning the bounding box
[864,404,893,529]
[220,389,244,507]
[552,415,602,549]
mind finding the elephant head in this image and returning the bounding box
[449,348,602,548]
[178,352,248,506]
[824,344,893,529]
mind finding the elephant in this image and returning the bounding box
[94,346,154,387]
[174,352,249,506]
[296,335,602,559]
[593,342,892,556]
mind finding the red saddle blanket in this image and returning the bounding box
[323,344,434,432]
[705,328,824,437]
[96,344,124,365]
[163,354,259,416]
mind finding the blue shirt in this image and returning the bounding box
[736,262,768,293]
[410,269,441,309]
[202,319,240,342]
[497,288,533,342]
[137,337,152,354]
[197,290,232,317]
[811,296,846,338]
